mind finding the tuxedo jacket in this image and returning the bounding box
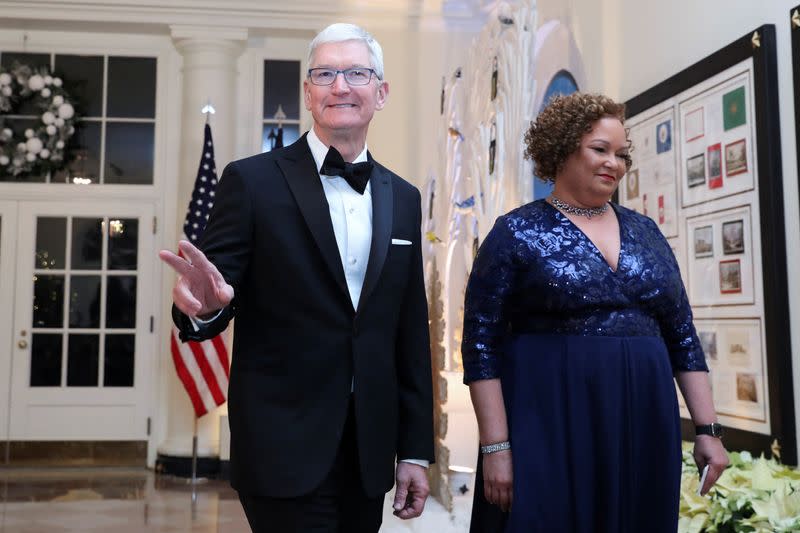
[173,134,434,498]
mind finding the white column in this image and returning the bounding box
[158,25,247,460]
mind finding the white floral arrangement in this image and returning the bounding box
[0,62,77,178]
[679,442,800,532]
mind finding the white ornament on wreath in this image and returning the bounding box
[0,63,77,178]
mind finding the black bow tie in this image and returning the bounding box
[319,146,373,195]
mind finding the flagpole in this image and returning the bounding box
[191,414,198,483]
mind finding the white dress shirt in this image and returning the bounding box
[306,128,372,310]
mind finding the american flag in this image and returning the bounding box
[170,123,230,418]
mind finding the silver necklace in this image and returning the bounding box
[549,195,608,219]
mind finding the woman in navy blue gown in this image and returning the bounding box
[462,93,729,533]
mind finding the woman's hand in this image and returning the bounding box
[482,449,513,512]
[694,436,729,495]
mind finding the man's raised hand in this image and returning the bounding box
[158,240,234,318]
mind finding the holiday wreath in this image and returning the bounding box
[0,62,77,178]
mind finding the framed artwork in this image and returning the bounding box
[719,259,742,294]
[722,219,745,254]
[623,25,795,463]
[725,139,748,177]
[685,107,705,141]
[687,153,706,187]
[696,318,769,425]
[694,225,714,258]
[708,143,723,189]
[619,103,679,237]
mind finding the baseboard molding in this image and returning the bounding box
[155,453,221,478]
[2,441,146,467]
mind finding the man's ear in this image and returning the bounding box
[303,79,312,110]
[375,81,389,111]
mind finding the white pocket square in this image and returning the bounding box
[391,238,412,245]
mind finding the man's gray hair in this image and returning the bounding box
[308,23,385,80]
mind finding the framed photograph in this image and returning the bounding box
[722,219,745,254]
[699,330,718,361]
[707,143,722,189]
[723,86,747,131]
[656,120,672,153]
[736,373,758,403]
[684,107,705,141]
[719,259,742,294]
[687,153,706,187]
[625,25,795,461]
[725,138,748,177]
[694,225,714,258]
[626,168,640,198]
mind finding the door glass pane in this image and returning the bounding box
[105,335,135,387]
[33,275,64,327]
[35,217,67,269]
[67,334,99,386]
[107,56,156,118]
[69,275,101,328]
[30,334,62,386]
[71,218,103,270]
[108,218,138,270]
[106,276,136,328]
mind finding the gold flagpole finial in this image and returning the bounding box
[792,9,800,29]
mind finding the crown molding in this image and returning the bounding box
[0,0,487,32]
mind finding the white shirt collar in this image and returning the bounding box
[306,127,369,175]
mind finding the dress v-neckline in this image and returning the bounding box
[545,200,624,274]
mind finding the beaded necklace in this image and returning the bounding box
[549,195,609,219]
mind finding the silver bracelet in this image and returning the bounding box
[480,441,511,454]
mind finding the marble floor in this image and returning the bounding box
[0,468,473,532]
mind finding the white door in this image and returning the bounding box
[0,201,18,441]
[9,201,154,440]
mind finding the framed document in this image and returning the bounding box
[622,25,795,463]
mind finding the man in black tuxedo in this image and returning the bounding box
[159,23,434,532]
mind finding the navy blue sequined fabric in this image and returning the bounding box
[462,199,707,383]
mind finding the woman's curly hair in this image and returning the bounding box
[524,92,632,182]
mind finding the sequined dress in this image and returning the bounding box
[462,200,707,533]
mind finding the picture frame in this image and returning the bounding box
[687,153,706,187]
[722,219,745,255]
[624,25,795,462]
[725,138,748,177]
[708,143,723,189]
[694,225,714,258]
[719,258,742,294]
[684,107,705,142]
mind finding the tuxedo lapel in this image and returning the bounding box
[277,135,350,302]
[357,159,392,314]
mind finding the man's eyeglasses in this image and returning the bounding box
[307,67,379,86]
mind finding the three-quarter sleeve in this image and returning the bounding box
[462,217,518,383]
[647,220,708,373]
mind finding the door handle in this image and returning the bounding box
[18,339,28,349]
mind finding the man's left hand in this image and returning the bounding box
[393,462,429,519]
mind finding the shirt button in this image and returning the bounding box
[349,257,357,265]
[348,207,355,214]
